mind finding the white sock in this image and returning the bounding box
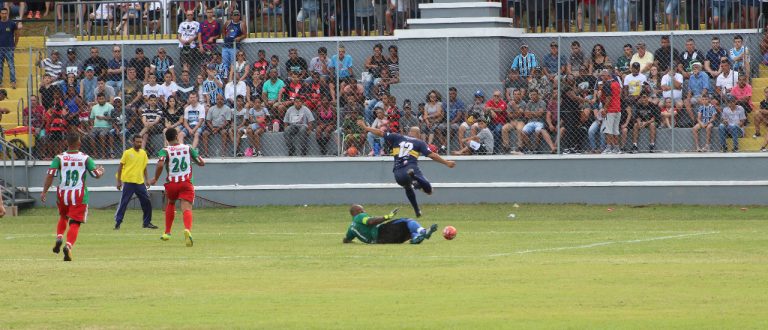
[417,228,426,235]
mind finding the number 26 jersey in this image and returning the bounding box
[158,144,200,183]
[384,132,432,171]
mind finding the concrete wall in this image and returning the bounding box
[8,154,768,208]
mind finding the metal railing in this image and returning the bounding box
[505,0,765,33]
[53,0,765,40]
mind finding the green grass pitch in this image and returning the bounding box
[1,204,767,328]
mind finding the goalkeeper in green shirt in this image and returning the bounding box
[343,204,438,244]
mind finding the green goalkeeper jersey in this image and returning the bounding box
[345,213,378,243]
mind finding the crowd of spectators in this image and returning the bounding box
[17,7,762,159]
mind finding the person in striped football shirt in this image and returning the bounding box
[149,128,205,247]
[40,133,105,261]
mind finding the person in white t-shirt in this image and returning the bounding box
[224,79,250,107]
[181,93,206,148]
[177,9,201,74]
[142,74,162,101]
[623,62,648,98]
[715,60,739,101]
[660,69,684,108]
[158,71,178,104]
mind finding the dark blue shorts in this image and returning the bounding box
[393,165,421,188]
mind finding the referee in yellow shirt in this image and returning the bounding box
[114,135,157,230]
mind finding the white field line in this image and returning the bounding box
[488,231,720,257]
[0,232,720,262]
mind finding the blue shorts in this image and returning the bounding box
[180,124,206,137]
[523,121,545,135]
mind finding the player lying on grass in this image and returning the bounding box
[356,119,456,218]
[343,204,438,244]
[40,133,105,261]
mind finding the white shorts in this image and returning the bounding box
[603,112,621,135]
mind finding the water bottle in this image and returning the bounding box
[272,119,280,132]
[373,141,381,156]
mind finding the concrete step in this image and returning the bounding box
[407,17,514,29]
[419,2,501,19]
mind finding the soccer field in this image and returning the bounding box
[1,204,767,328]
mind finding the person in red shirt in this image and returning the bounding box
[44,90,69,159]
[251,50,268,77]
[599,69,623,153]
[485,90,508,143]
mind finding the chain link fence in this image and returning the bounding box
[2,29,763,160]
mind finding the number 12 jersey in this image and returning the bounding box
[384,132,432,171]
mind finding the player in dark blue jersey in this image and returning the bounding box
[358,120,456,217]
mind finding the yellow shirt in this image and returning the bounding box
[118,148,149,184]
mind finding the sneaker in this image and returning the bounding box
[114,222,121,230]
[424,224,438,239]
[648,144,655,153]
[704,144,711,152]
[630,144,639,153]
[52,238,63,254]
[160,233,171,241]
[63,245,72,261]
[184,229,193,247]
[244,147,253,157]
[410,234,426,244]
[143,223,159,229]
[753,132,761,138]
[601,147,611,154]
[256,150,263,157]
[415,209,422,218]
[368,150,374,156]
[733,147,739,152]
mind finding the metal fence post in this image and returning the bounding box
[336,40,341,157]
[556,35,562,155]
[445,37,450,155]
[670,31,675,153]
[27,46,32,158]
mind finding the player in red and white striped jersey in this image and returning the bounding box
[40,133,105,261]
[149,128,204,247]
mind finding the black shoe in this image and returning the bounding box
[143,223,159,229]
[415,209,422,218]
[114,223,121,230]
[63,246,72,261]
[630,145,639,153]
[424,224,438,239]
[52,238,62,254]
[648,144,655,153]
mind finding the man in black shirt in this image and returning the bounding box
[654,35,681,73]
[285,48,308,79]
[630,92,660,153]
[82,46,109,80]
[128,48,152,82]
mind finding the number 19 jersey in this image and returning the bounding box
[158,144,199,183]
[49,151,97,205]
[383,132,432,171]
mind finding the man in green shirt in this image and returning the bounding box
[343,204,438,244]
